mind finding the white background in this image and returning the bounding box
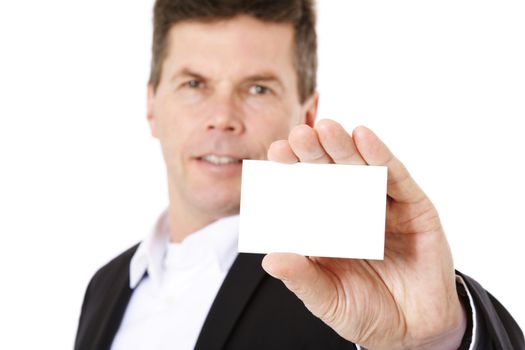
[0,1,523,348]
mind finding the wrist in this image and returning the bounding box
[360,303,467,350]
[412,308,467,350]
[406,293,468,350]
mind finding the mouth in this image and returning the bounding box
[197,154,244,165]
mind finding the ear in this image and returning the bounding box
[302,91,319,127]
[147,84,158,138]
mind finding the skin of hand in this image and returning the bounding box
[262,119,467,350]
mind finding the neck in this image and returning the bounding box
[167,200,239,243]
[166,178,241,242]
[167,204,214,243]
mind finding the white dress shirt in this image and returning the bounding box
[111,209,478,350]
[111,210,239,350]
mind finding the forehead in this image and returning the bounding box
[162,15,296,80]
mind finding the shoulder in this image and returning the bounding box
[88,244,139,289]
[80,243,139,309]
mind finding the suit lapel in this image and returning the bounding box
[93,271,134,350]
[194,253,267,350]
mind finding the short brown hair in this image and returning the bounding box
[149,0,317,103]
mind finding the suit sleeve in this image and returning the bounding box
[456,271,524,350]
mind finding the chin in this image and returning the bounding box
[193,188,241,218]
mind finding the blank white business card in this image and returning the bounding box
[239,160,387,259]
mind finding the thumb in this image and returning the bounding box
[262,253,336,320]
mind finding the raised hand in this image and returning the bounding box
[262,119,467,350]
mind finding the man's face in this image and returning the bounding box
[147,15,317,223]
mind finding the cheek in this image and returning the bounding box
[154,108,193,162]
[243,99,301,136]
[247,116,297,154]
[155,97,195,141]
[260,111,302,139]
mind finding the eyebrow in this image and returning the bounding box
[170,68,207,83]
[243,73,284,88]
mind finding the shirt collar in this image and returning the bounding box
[129,209,239,289]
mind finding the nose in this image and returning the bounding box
[205,94,245,134]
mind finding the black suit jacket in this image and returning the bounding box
[75,245,524,350]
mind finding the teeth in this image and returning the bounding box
[201,155,241,165]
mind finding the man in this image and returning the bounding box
[75,1,524,349]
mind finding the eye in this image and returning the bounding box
[248,84,270,95]
[185,79,202,89]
